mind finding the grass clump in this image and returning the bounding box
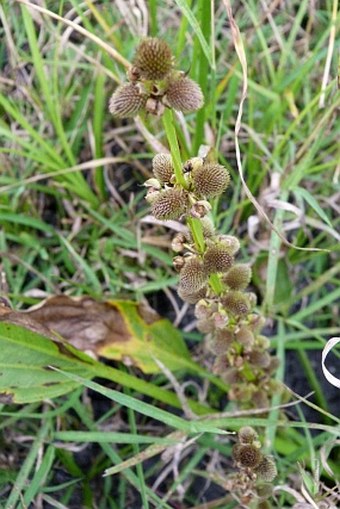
[0,1,339,508]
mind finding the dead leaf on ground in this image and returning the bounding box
[0,296,190,374]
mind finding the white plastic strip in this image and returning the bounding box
[321,337,340,388]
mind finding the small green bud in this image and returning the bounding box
[151,189,188,220]
[256,485,273,502]
[152,153,174,183]
[192,163,230,198]
[166,75,204,112]
[222,291,250,316]
[233,444,263,468]
[255,456,277,482]
[178,256,207,293]
[203,243,234,274]
[109,83,146,118]
[223,264,252,291]
[133,37,173,80]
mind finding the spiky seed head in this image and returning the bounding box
[238,426,258,445]
[248,314,266,333]
[208,329,233,354]
[178,285,207,304]
[223,264,252,291]
[212,355,229,375]
[178,256,207,293]
[221,291,250,316]
[194,299,217,320]
[166,76,204,112]
[233,444,263,468]
[256,335,271,349]
[221,367,240,384]
[151,189,188,220]
[192,163,230,198]
[229,383,255,402]
[253,390,269,408]
[256,486,273,503]
[203,243,234,274]
[133,37,173,80]
[255,456,277,482]
[152,153,174,183]
[217,235,240,255]
[268,357,280,373]
[197,317,215,333]
[109,83,146,118]
[200,216,215,238]
[248,350,271,368]
[235,326,255,349]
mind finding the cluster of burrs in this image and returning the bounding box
[109,37,203,117]
[225,426,277,508]
[146,152,280,409]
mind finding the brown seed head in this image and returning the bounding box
[151,189,188,220]
[223,264,252,291]
[255,456,277,482]
[235,326,255,349]
[152,153,174,183]
[178,256,207,293]
[238,426,258,445]
[192,163,230,198]
[200,216,215,238]
[134,37,173,80]
[217,235,240,255]
[233,444,263,468]
[208,329,234,354]
[248,350,271,369]
[221,367,240,384]
[178,285,207,304]
[221,291,250,317]
[109,83,146,118]
[166,76,204,112]
[203,243,234,274]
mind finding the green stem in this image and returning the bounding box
[162,108,187,189]
[209,273,224,295]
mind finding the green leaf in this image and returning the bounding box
[295,187,333,228]
[99,300,191,374]
[0,322,95,404]
[173,0,214,69]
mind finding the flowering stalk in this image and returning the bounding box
[109,37,281,411]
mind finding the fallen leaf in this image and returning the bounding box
[1,296,190,374]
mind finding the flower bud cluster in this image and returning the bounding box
[145,149,279,410]
[109,37,203,118]
[223,426,277,506]
[144,153,230,221]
